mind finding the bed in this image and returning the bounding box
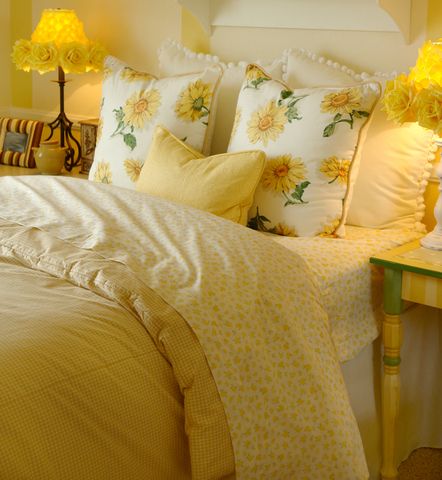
[1,10,442,480]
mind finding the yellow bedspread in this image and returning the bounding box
[0,176,368,479]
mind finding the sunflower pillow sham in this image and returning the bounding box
[228,64,381,237]
[89,56,222,189]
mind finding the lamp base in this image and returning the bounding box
[45,66,81,172]
[420,229,442,250]
[45,111,81,172]
[421,140,442,250]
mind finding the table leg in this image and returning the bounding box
[381,269,403,480]
[381,313,403,480]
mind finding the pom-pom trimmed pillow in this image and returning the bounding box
[89,55,222,189]
[158,39,286,155]
[228,64,381,237]
[284,48,436,232]
[136,125,266,225]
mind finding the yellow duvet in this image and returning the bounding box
[0,176,368,479]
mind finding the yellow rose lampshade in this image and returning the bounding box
[31,9,89,46]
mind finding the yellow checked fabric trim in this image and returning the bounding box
[0,218,235,480]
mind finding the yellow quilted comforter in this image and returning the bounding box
[0,176,368,479]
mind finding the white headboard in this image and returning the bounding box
[178,0,427,74]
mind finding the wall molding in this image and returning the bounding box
[0,107,84,129]
[177,0,412,44]
[378,0,411,44]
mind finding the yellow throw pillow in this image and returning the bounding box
[136,126,266,225]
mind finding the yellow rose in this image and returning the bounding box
[29,42,58,74]
[409,40,442,90]
[11,39,33,72]
[87,42,107,72]
[414,86,442,136]
[59,42,89,74]
[382,74,416,124]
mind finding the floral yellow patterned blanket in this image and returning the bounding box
[0,176,368,479]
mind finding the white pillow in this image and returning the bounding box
[284,48,436,232]
[228,64,380,238]
[89,55,222,189]
[158,39,286,155]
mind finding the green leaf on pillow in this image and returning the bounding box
[286,105,302,122]
[353,110,370,119]
[123,132,137,150]
[323,123,335,137]
[193,97,204,111]
[279,93,307,122]
[279,90,293,101]
[323,109,369,137]
[284,181,310,206]
[245,77,270,90]
[247,207,271,232]
[113,106,124,124]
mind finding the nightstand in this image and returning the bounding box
[370,240,442,480]
[79,118,99,175]
[0,164,87,178]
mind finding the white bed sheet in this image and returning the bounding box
[268,227,442,479]
[267,226,422,361]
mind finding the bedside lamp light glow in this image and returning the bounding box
[31,9,89,46]
[11,8,107,171]
[383,39,442,250]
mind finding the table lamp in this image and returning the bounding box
[11,8,107,171]
[383,39,442,250]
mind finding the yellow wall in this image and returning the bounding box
[422,0,442,230]
[181,8,210,53]
[427,0,442,40]
[0,0,11,109]
[7,0,181,118]
[4,1,442,117]
[10,0,33,109]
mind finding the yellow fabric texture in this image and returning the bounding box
[136,125,266,225]
[0,219,235,480]
[0,176,369,479]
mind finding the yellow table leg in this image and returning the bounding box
[381,312,403,480]
[380,268,403,480]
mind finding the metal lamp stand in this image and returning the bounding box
[45,66,81,172]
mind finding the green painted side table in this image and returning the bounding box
[370,239,442,480]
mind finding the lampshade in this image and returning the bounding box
[408,39,442,91]
[11,8,106,74]
[31,9,89,46]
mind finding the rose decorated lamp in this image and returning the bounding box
[11,9,107,171]
[383,39,442,249]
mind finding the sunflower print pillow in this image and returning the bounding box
[89,56,222,190]
[228,64,381,237]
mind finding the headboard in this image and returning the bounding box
[178,0,428,74]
